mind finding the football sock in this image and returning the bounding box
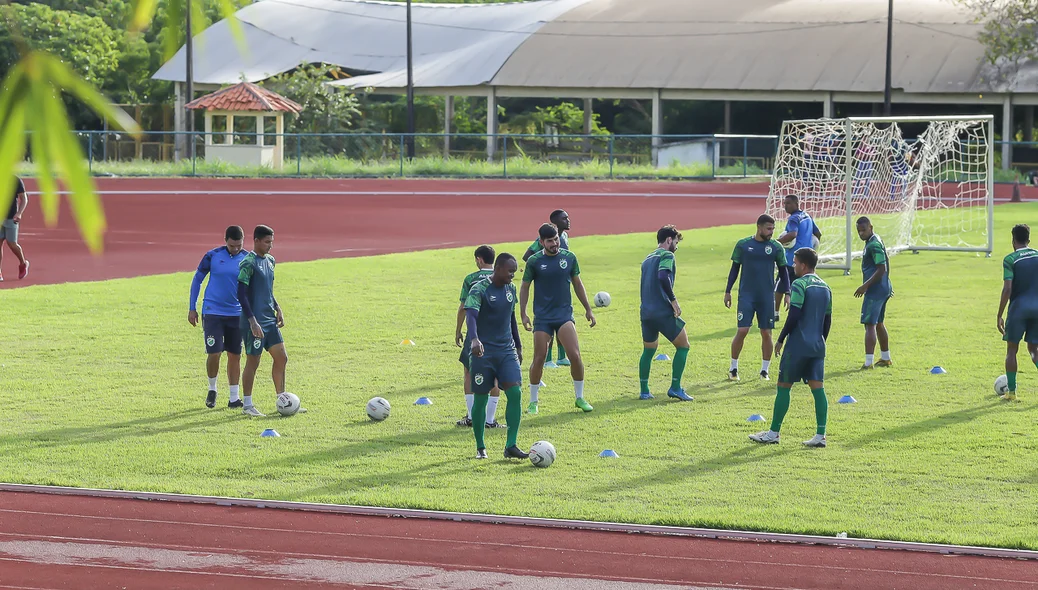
[671,347,689,390]
[530,383,540,403]
[486,395,499,422]
[243,395,253,408]
[558,342,567,361]
[504,386,522,448]
[208,377,217,391]
[639,348,656,394]
[546,344,554,361]
[811,388,828,435]
[761,359,771,373]
[1008,372,1017,392]
[730,358,739,371]
[881,350,891,361]
[770,386,791,433]
[864,354,875,366]
[574,380,585,399]
[465,393,474,418]
[472,393,489,449]
[228,385,240,402]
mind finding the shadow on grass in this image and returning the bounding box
[690,327,739,343]
[841,400,1005,451]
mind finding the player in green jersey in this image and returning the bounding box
[997,224,1038,401]
[455,245,503,427]
[725,214,791,381]
[465,253,528,460]
[638,225,693,401]
[750,248,832,447]
[521,223,596,414]
[854,217,893,369]
[524,210,572,368]
[237,225,291,417]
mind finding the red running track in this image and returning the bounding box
[0,178,766,289]
[1,491,1036,590]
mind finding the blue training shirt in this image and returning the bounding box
[785,210,815,266]
[190,246,246,316]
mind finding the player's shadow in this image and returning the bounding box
[841,401,1003,451]
[0,408,235,452]
[280,459,469,501]
[689,327,739,342]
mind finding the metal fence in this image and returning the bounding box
[64,130,1035,181]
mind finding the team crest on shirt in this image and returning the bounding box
[560,259,568,270]
[474,374,484,386]
[253,338,262,349]
[206,336,216,347]
[765,246,773,255]
[738,312,744,321]
[506,291,513,302]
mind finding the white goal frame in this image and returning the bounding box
[767,115,995,273]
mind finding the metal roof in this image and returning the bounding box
[153,0,1037,96]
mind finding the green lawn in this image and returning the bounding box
[2,204,1037,549]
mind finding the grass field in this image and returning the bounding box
[2,204,1038,549]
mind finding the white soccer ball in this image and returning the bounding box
[366,396,391,421]
[276,392,301,416]
[994,375,1010,396]
[529,440,556,468]
[593,291,611,308]
[811,235,820,250]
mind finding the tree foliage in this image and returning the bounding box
[956,0,1038,80]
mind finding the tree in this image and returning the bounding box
[955,0,1038,83]
[260,63,361,157]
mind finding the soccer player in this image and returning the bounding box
[456,245,503,428]
[996,224,1038,401]
[854,216,893,369]
[465,253,528,459]
[521,222,596,414]
[524,209,572,368]
[237,225,290,417]
[775,196,821,321]
[0,176,29,280]
[189,225,247,408]
[725,215,790,381]
[638,225,694,401]
[750,248,832,448]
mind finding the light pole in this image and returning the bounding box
[405,0,416,159]
[883,0,893,116]
[186,0,195,160]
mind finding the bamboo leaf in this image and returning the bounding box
[41,54,140,136]
[0,96,28,225]
[26,75,59,227]
[128,0,160,33]
[218,0,248,56]
[162,0,185,61]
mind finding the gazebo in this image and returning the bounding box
[186,82,303,170]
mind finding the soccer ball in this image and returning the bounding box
[994,375,1010,396]
[593,292,611,308]
[529,440,556,468]
[276,392,301,416]
[811,235,820,250]
[366,396,391,421]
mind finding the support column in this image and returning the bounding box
[723,100,732,161]
[204,113,212,146]
[486,88,498,161]
[822,92,834,118]
[444,96,453,158]
[275,113,285,170]
[226,114,235,145]
[174,82,185,161]
[1003,95,1013,171]
[651,89,662,167]
[256,115,264,147]
[583,98,593,154]
[1025,105,1034,142]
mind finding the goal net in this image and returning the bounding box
[766,116,994,271]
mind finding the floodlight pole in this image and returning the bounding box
[883,0,893,116]
[405,0,416,159]
[186,0,195,160]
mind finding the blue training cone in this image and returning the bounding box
[414,397,433,405]
[930,366,948,375]
[838,395,857,404]
[747,414,766,422]
[654,353,670,361]
[260,429,280,437]
[599,449,619,458]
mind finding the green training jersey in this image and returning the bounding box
[731,236,787,299]
[238,251,277,327]
[787,274,832,359]
[1004,247,1038,310]
[464,278,518,354]
[640,248,676,320]
[529,231,569,255]
[862,234,892,297]
[522,249,580,322]
[460,269,494,303]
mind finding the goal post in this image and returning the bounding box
[766,115,995,272]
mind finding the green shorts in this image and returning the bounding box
[778,354,825,384]
[641,315,686,343]
[1004,304,1038,344]
[860,295,889,325]
[737,296,775,330]
[242,322,283,356]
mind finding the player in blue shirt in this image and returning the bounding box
[997,224,1038,400]
[775,196,821,321]
[189,225,246,408]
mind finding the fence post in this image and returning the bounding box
[399,135,405,177]
[608,135,614,179]
[743,136,748,177]
[502,135,508,178]
[711,140,716,179]
[88,133,93,174]
[296,134,301,175]
[191,132,197,176]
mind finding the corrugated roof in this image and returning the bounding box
[185,82,304,113]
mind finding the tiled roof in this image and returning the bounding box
[186,82,302,113]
